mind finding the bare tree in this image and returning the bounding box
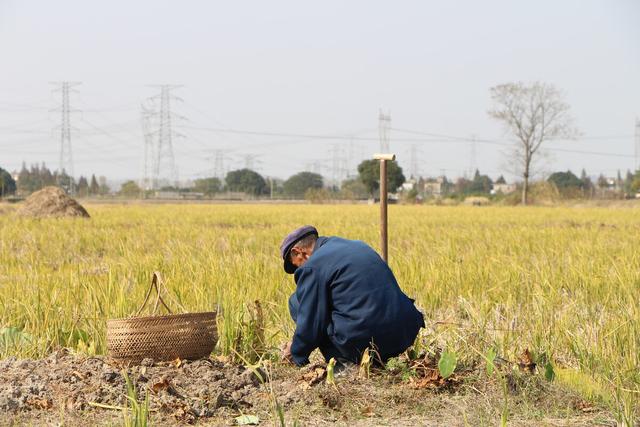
[488,82,577,205]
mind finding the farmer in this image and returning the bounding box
[280,225,424,367]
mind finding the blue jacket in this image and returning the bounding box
[288,236,424,366]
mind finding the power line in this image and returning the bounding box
[183,124,635,158]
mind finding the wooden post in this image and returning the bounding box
[373,153,395,262]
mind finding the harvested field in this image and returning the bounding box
[17,186,90,218]
[0,204,638,425]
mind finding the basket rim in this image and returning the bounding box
[107,310,217,324]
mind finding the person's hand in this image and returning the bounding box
[280,341,293,364]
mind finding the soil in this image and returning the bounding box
[0,350,614,426]
[17,186,90,218]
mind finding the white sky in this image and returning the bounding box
[1,0,639,183]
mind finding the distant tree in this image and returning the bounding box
[489,82,578,205]
[616,170,623,190]
[119,180,141,198]
[630,170,640,195]
[623,170,636,196]
[17,163,32,195]
[41,163,55,187]
[225,169,267,196]
[340,177,369,199]
[29,164,43,190]
[55,169,75,194]
[98,176,110,195]
[548,170,583,196]
[454,177,473,196]
[495,175,507,185]
[0,167,17,197]
[193,177,222,196]
[283,172,323,198]
[77,176,89,197]
[596,174,608,189]
[89,174,100,196]
[580,169,594,198]
[468,169,493,194]
[357,160,405,196]
[596,174,609,198]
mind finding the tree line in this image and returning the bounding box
[0,163,110,198]
[116,159,406,200]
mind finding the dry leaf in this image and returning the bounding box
[171,357,182,368]
[575,400,596,413]
[298,363,327,389]
[517,349,536,373]
[360,405,375,417]
[151,377,171,393]
[411,367,449,389]
[27,397,53,409]
[215,355,230,364]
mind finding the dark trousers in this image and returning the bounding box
[288,293,399,366]
[318,337,352,364]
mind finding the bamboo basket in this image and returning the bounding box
[106,272,217,363]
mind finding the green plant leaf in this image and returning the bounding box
[438,350,457,379]
[0,327,32,350]
[235,415,260,425]
[544,361,555,381]
[486,348,497,376]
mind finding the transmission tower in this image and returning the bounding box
[147,85,184,188]
[410,144,418,178]
[347,137,355,177]
[213,150,225,179]
[309,161,322,175]
[469,134,477,177]
[140,103,155,191]
[378,110,391,152]
[243,154,256,170]
[50,81,81,193]
[330,144,348,187]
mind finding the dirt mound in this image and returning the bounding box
[17,186,90,218]
[0,351,609,426]
[0,350,263,424]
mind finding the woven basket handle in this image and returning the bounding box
[136,272,173,316]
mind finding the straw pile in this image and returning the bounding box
[17,186,90,218]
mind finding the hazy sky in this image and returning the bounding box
[1,0,639,184]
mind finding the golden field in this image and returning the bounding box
[0,203,638,417]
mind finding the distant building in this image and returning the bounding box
[491,183,516,195]
[422,176,449,196]
[402,178,417,191]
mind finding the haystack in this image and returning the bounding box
[18,186,90,218]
